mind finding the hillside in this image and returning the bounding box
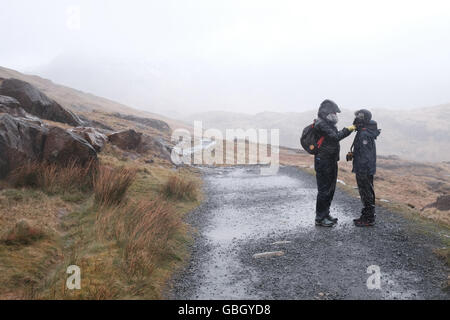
[0,69,201,299]
[0,66,448,300]
[187,106,450,163]
[0,66,190,133]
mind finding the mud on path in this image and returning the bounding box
[168,166,449,300]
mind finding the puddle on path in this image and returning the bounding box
[194,167,353,299]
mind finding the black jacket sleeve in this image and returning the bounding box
[316,120,351,141]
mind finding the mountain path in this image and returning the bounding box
[168,166,449,300]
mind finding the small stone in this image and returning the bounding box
[57,209,68,218]
[253,251,285,259]
[271,241,291,245]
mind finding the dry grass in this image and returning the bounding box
[420,208,450,227]
[161,174,199,201]
[7,160,96,195]
[0,147,200,299]
[0,188,71,234]
[0,236,63,299]
[8,161,137,207]
[1,219,46,245]
[0,192,64,299]
[95,198,181,277]
[93,166,136,206]
[433,247,450,267]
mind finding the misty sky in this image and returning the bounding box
[1,0,450,117]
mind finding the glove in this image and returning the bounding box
[346,125,357,132]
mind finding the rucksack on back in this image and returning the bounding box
[300,120,325,155]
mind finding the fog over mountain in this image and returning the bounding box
[1,0,450,118]
[2,0,450,302]
[186,105,450,162]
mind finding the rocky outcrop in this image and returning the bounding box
[141,136,172,160]
[0,114,97,178]
[422,194,450,211]
[43,127,97,166]
[0,114,48,177]
[108,129,142,151]
[78,114,114,132]
[108,129,172,160]
[0,78,82,126]
[70,127,108,152]
[112,113,171,134]
[0,95,28,117]
[434,195,450,211]
[0,78,173,177]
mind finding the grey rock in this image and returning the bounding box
[0,113,48,178]
[0,78,81,126]
[0,114,97,178]
[111,112,171,134]
[70,127,108,152]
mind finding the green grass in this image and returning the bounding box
[61,192,87,203]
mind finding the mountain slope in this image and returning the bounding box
[0,66,201,300]
[186,106,450,162]
[0,66,189,132]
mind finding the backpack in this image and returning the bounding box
[300,120,325,155]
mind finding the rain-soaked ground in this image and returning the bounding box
[168,165,449,300]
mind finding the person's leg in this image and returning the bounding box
[355,174,376,226]
[315,157,334,223]
[367,175,375,218]
[328,162,338,207]
[356,174,375,216]
[322,161,338,222]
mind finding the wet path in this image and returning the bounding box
[169,166,449,300]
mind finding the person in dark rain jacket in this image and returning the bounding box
[351,109,381,227]
[314,100,356,227]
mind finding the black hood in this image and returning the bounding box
[318,99,341,120]
[362,120,381,139]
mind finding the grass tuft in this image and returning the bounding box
[1,219,46,245]
[96,198,181,277]
[7,160,96,194]
[93,166,136,206]
[161,174,199,201]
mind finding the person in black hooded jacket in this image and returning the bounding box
[351,109,381,227]
[313,100,356,227]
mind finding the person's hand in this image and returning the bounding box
[346,125,357,132]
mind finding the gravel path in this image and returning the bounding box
[168,166,449,300]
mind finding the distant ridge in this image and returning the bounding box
[186,105,450,163]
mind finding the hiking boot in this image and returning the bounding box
[353,216,375,227]
[326,215,338,224]
[315,218,335,227]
